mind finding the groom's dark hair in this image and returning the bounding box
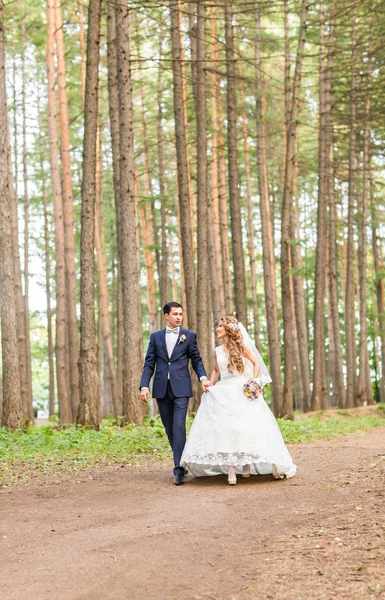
[163,301,183,315]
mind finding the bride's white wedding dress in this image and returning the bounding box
[181,345,296,478]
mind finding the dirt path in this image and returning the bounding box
[1,428,385,600]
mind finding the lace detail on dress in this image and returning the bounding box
[215,345,253,380]
[182,452,296,479]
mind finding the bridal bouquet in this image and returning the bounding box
[243,377,264,400]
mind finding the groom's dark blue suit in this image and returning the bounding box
[140,327,207,476]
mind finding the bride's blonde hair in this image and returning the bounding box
[220,316,245,374]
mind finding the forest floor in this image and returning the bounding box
[1,423,385,600]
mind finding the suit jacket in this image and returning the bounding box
[139,327,207,399]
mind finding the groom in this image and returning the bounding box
[140,302,211,485]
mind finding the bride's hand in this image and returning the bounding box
[202,380,213,393]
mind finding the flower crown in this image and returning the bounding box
[227,321,240,330]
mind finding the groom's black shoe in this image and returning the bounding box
[174,473,185,486]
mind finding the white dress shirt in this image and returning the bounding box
[166,326,180,360]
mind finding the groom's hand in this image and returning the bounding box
[202,380,213,393]
[140,387,150,403]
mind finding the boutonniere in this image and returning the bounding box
[178,334,186,345]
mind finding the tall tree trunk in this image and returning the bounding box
[54,0,80,421]
[10,90,29,420]
[209,7,225,319]
[217,87,233,315]
[107,0,122,413]
[169,0,196,330]
[345,11,358,408]
[0,0,23,429]
[325,0,345,408]
[157,38,169,310]
[77,0,86,105]
[38,107,55,417]
[238,51,260,348]
[95,127,119,417]
[371,175,385,404]
[312,3,328,411]
[46,0,72,424]
[357,58,374,406]
[281,0,310,418]
[137,175,157,332]
[224,1,247,324]
[254,4,283,416]
[78,0,101,429]
[194,0,210,409]
[115,1,142,424]
[21,0,33,420]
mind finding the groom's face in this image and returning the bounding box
[165,307,183,329]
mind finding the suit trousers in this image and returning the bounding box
[157,381,189,477]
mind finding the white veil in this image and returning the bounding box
[238,322,272,385]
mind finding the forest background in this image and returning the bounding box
[0,0,385,432]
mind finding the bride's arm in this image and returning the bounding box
[243,346,260,378]
[208,351,220,385]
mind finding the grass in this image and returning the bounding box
[0,406,384,487]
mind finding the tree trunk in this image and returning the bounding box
[209,6,225,319]
[95,127,119,417]
[217,87,233,315]
[280,0,310,418]
[76,0,86,106]
[194,0,210,410]
[21,1,33,420]
[238,50,260,348]
[325,0,345,408]
[137,174,157,332]
[357,58,374,406]
[107,0,122,413]
[54,0,80,421]
[47,0,72,424]
[38,105,55,417]
[169,0,196,330]
[78,0,101,429]
[312,3,328,411]
[224,1,247,324]
[157,39,169,310]
[371,174,385,404]
[345,11,358,408]
[254,4,283,416]
[115,1,142,424]
[0,0,23,429]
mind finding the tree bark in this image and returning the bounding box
[370,174,385,404]
[345,11,358,408]
[0,0,23,429]
[76,0,86,106]
[47,0,72,424]
[95,127,119,417]
[21,0,33,420]
[78,0,101,429]
[157,38,169,310]
[325,0,345,408]
[357,57,374,406]
[312,3,328,411]
[54,0,80,421]
[224,1,247,324]
[194,0,210,409]
[115,1,142,424]
[280,0,310,419]
[169,0,196,330]
[217,87,233,315]
[238,50,260,348]
[254,3,283,416]
[38,105,55,417]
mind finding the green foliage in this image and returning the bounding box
[1,409,384,486]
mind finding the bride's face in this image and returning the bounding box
[216,323,227,340]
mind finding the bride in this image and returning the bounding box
[181,316,296,485]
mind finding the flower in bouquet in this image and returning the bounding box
[243,377,264,400]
